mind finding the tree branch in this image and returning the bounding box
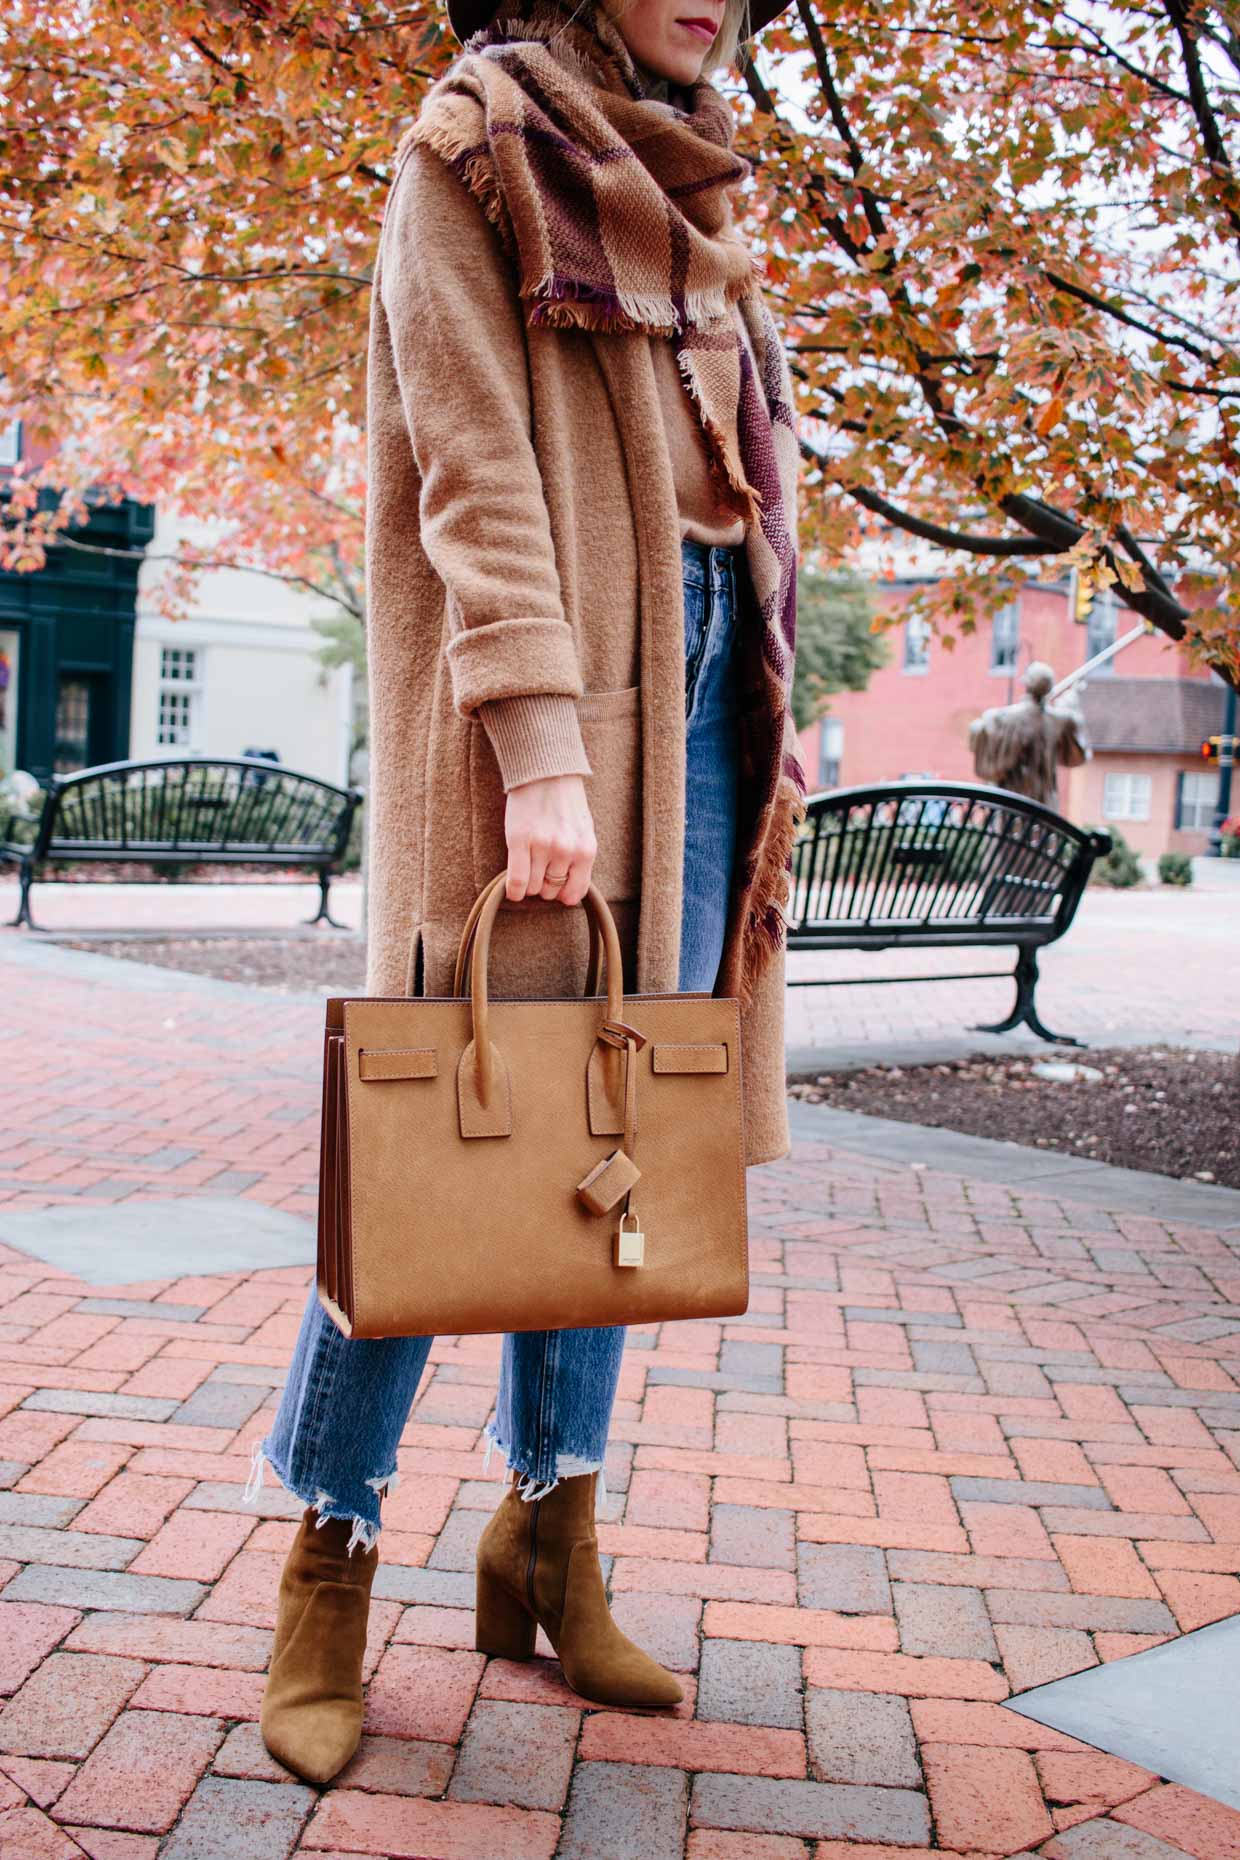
[802,447,1056,556]
[1164,0,1240,243]
[14,533,364,619]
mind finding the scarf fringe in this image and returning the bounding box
[399,118,514,256]
[525,274,681,337]
[454,148,510,241]
[520,272,756,341]
[674,344,765,529]
[737,773,808,1008]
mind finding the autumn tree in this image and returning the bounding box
[792,566,886,731]
[739,0,1240,670]
[0,0,447,619]
[1,0,1237,676]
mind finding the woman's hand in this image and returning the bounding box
[502,773,597,905]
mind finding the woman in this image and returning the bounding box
[243,0,805,1786]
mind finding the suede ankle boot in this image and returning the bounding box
[260,1505,379,1784]
[475,1470,683,1708]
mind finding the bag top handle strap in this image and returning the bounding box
[451,873,606,1001]
[465,874,625,1109]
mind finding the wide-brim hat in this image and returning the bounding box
[446,0,789,50]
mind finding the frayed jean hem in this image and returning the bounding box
[239,1435,397,1558]
[482,1420,608,1512]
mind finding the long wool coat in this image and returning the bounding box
[364,136,795,1168]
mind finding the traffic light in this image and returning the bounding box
[1072,570,1094,624]
[1203,736,1221,762]
[1202,735,1237,762]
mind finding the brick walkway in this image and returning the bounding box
[2,939,1240,1857]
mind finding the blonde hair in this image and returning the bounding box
[703,0,754,74]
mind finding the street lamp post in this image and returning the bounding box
[1047,622,1151,702]
[1006,638,1033,707]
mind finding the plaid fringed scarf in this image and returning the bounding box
[398,0,808,1003]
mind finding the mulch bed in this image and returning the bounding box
[791,1047,1239,1190]
[54,933,367,996]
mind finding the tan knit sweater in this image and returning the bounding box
[478,333,748,788]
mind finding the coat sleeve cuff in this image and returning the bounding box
[477,693,593,791]
[444,615,584,718]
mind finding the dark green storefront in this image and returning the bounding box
[0,491,155,784]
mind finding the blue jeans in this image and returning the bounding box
[680,538,744,988]
[241,538,746,1554]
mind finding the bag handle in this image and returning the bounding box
[450,878,605,1000]
[461,871,630,1110]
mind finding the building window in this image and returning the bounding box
[1177,769,1219,832]
[0,421,20,468]
[991,600,1020,673]
[1103,772,1151,822]
[0,630,17,778]
[54,676,95,773]
[157,646,201,748]
[1085,590,1119,672]
[903,615,930,674]
[818,718,843,788]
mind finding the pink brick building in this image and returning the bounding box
[803,576,1227,859]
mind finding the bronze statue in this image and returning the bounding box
[969,662,1090,806]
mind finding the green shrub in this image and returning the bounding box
[1158,850,1194,887]
[1090,825,1142,888]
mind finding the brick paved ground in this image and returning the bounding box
[2,937,1240,1856]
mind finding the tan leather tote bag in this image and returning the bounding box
[316,871,749,1339]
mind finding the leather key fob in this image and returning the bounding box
[577,1147,641,1216]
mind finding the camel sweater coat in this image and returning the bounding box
[364,137,794,1168]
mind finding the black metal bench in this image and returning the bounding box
[2,756,362,932]
[785,781,1111,1045]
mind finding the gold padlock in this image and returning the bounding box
[615,1209,644,1268]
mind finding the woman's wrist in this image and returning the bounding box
[477,692,593,792]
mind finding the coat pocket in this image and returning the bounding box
[578,685,642,902]
[469,684,643,904]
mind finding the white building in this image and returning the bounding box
[132,508,355,787]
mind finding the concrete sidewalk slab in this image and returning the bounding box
[1006,1612,1240,1813]
[788,1100,1240,1233]
[0,1198,315,1285]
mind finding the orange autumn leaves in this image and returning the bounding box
[1,0,1237,672]
[1,0,449,617]
[735,0,1239,670]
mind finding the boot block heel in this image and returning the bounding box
[475,1566,537,1659]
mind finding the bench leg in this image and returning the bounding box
[973,948,1083,1047]
[7,862,42,932]
[303,869,346,931]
